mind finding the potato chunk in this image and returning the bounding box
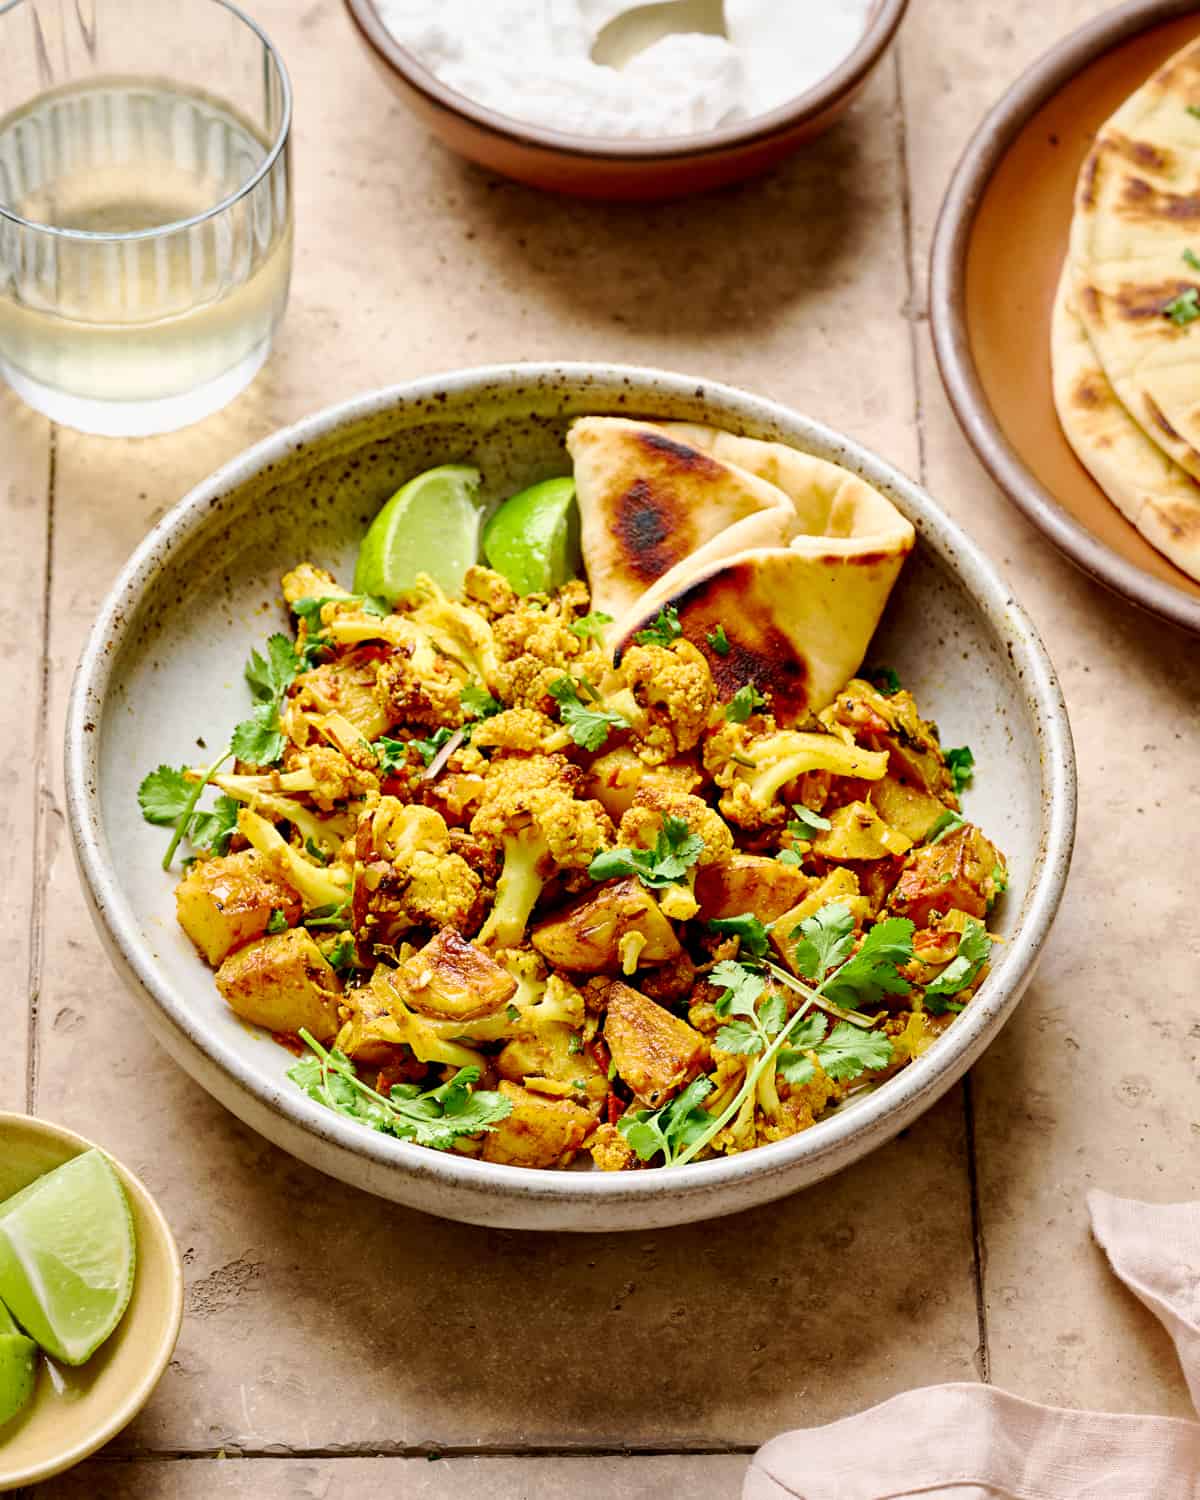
[396,928,517,1022]
[531,878,682,974]
[888,824,1005,928]
[695,853,813,923]
[175,850,301,967]
[602,980,709,1107]
[480,1082,594,1169]
[810,802,912,861]
[215,929,342,1041]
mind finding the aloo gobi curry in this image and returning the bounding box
[139,418,1007,1172]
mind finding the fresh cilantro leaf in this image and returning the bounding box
[809,1021,894,1082]
[775,1015,829,1085]
[568,611,613,640]
[548,676,630,752]
[791,902,856,983]
[823,916,914,1008]
[1164,288,1200,326]
[410,727,456,766]
[588,815,704,889]
[923,919,991,1012]
[304,900,352,932]
[714,1019,763,1055]
[633,605,682,647]
[138,765,193,826]
[777,848,804,867]
[758,990,788,1037]
[869,666,901,696]
[188,795,240,857]
[373,736,410,775]
[1185,248,1200,272]
[460,682,502,721]
[725,682,767,723]
[618,1075,714,1165]
[926,809,965,844]
[709,959,765,1019]
[706,624,731,655]
[991,863,1008,894]
[291,593,388,634]
[944,745,974,793]
[231,703,286,766]
[266,909,289,935]
[290,1032,512,1150]
[326,933,357,973]
[706,913,772,959]
[505,1004,521,1024]
[245,633,299,703]
[787,805,832,839]
[305,836,331,865]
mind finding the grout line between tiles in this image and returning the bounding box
[59,1444,759,1464]
[963,1072,990,1382]
[24,423,56,1115]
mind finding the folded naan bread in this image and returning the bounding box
[1052,264,1200,581]
[568,418,915,720]
[1069,37,1200,483]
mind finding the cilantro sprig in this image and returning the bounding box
[138,757,237,870]
[459,682,502,721]
[666,900,911,1168]
[618,1077,715,1166]
[289,1030,511,1149]
[706,624,731,656]
[725,682,767,723]
[633,605,682,647]
[548,676,630,752]
[235,633,302,765]
[588,815,704,889]
[706,913,772,958]
[568,611,613,641]
[923,918,991,1014]
[709,959,786,1056]
[1164,288,1200,327]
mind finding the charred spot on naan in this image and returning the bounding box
[614,562,812,721]
[635,430,723,477]
[1101,131,1176,176]
[1117,175,1200,225]
[611,478,689,583]
[1087,279,1200,327]
[1071,374,1110,411]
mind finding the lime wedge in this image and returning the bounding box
[0,1332,36,1427]
[354,464,483,602]
[482,477,580,596]
[0,1149,136,1367]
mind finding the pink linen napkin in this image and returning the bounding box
[744,1192,1200,1500]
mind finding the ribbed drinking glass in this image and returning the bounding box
[0,0,293,436]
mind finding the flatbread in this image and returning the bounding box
[1051,263,1200,581]
[1069,37,1200,481]
[566,416,794,622]
[568,418,914,720]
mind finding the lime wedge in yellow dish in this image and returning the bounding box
[482,477,579,596]
[354,464,483,602]
[0,1317,36,1428]
[0,1149,136,1367]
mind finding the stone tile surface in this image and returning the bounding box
[40,1454,750,1499]
[2,0,1195,1487]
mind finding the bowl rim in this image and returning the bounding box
[928,0,1200,638]
[0,1111,184,1489]
[341,0,909,161]
[64,361,1076,1216]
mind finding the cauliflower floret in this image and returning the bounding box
[471,706,572,754]
[375,643,469,731]
[281,562,346,608]
[462,565,518,620]
[823,678,957,805]
[704,721,889,831]
[470,755,616,948]
[608,640,717,765]
[288,744,379,809]
[354,799,483,939]
[616,786,734,920]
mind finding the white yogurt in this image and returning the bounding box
[376,0,873,141]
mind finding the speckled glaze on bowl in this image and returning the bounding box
[65,364,1075,1233]
[0,1114,183,1492]
[341,0,909,200]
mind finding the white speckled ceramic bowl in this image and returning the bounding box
[65,364,1075,1232]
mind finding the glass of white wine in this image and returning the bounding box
[0,0,293,436]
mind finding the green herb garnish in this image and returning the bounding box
[706,914,773,959]
[869,666,901,696]
[706,624,731,655]
[568,611,613,641]
[633,605,682,647]
[548,676,631,752]
[617,1076,715,1166]
[725,683,767,723]
[1164,288,1200,327]
[944,745,974,793]
[459,682,502,721]
[787,805,832,840]
[266,909,289,935]
[923,918,991,1013]
[926,809,965,844]
[588,815,704,889]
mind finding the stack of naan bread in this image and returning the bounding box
[567,416,914,720]
[1052,36,1200,582]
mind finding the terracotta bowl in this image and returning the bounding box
[341,0,909,199]
[64,363,1075,1233]
[0,1114,183,1492]
[930,0,1200,636]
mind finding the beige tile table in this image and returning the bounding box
[3,1,1197,1494]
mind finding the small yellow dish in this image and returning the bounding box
[0,1113,183,1492]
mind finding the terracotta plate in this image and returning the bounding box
[930,0,1200,635]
